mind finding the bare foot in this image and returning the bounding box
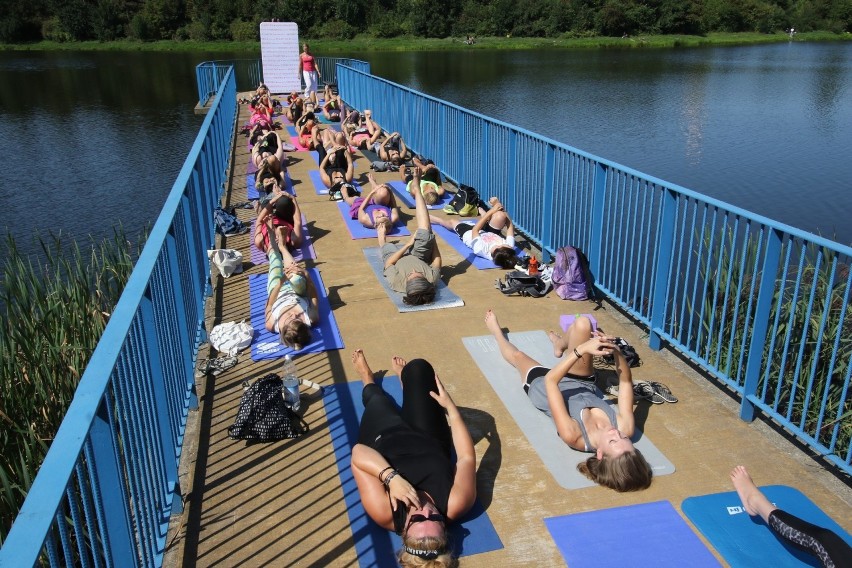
[351,349,375,384]
[730,466,774,520]
[548,330,565,357]
[485,309,502,336]
[391,356,406,377]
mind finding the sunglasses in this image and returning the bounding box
[393,503,444,535]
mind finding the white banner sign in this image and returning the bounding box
[259,22,301,94]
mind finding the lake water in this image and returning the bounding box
[1,43,850,266]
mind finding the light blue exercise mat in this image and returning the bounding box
[682,485,852,567]
[323,377,504,567]
[462,330,675,489]
[362,247,464,313]
[247,269,344,360]
[545,501,720,567]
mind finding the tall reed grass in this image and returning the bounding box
[689,231,851,464]
[0,231,137,544]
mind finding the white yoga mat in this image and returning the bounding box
[362,247,464,313]
[462,330,675,489]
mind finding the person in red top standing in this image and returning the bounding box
[298,44,321,107]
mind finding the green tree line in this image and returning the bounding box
[1,0,851,45]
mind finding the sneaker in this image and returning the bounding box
[649,381,678,403]
[633,381,664,404]
[195,355,238,377]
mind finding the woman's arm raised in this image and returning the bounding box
[430,376,476,520]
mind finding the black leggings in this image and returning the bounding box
[768,509,852,568]
[357,359,452,455]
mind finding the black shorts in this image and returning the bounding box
[453,222,502,240]
[523,366,596,393]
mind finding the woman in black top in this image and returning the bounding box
[350,350,476,567]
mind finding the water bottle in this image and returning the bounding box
[282,355,300,411]
[528,256,539,275]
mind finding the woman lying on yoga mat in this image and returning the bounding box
[296,111,320,150]
[373,131,409,166]
[350,349,476,568]
[731,466,851,567]
[340,172,401,231]
[262,224,319,351]
[254,192,304,251]
[379,169,442,305]
[251,131,286,169]
[430,199,519,269]
[401,164,445,205]
[322,88,342,122]
[286,93,303,123]
[344,109,383,150]
[254,156,287,194]
[410,155,442,185]
[485,310,652,492]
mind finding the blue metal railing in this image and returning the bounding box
[0,69,237,567]
[195,57,370,107]
[337,64,852,474]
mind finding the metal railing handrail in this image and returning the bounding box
[336,63,852,474]
[0,68,237,567]
[195,57,369,107]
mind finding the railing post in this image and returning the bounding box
[649,188,678,350]
[458,115,466,182]
[140,292,181,520]
[507,131,517,211]
[89,399,136,565]
[740,228,783,421]
[588,162,608,281]
[481,123,490,194]
[541,144,555,260]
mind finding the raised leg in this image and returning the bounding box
[485,309,541,382]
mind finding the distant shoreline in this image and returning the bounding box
[2,31,850,53]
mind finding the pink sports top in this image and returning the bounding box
[301,53,316,72]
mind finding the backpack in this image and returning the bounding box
[444,184,480,216]
[496,270,552,298]
[603,337,642,368]
[213,206,248,236]
[228,374,307,441]
[552,246,598,305]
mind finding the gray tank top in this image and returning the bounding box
[528,376,618,452]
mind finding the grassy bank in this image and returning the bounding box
[2,31,850,53]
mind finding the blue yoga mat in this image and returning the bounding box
[431,222,525,270]
[388,180,451,210]
[545,501,720,568]
[247,269,344,360]
[246,171,295,200]
[335,201,409,239]
[682,485,852,567]
[323,377,503,567]
[309,169,329,195]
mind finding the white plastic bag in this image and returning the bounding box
[209,320,253,356]
[208,249,243,278]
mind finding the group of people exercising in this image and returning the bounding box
[242,82,850,568]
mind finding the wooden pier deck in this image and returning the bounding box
[163,97,852,567]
